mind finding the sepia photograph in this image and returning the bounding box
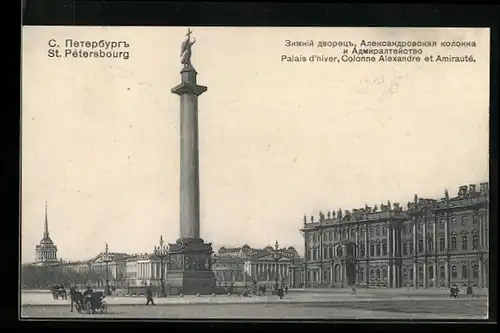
[20,26,490,320]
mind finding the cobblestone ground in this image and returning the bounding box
[21,300,488,319]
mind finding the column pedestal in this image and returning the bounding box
[166,238,216,295]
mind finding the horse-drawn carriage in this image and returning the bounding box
[83,291,108,314]
[50,284,67,300]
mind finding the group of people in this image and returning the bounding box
[450,283,474,299]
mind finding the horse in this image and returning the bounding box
[69,287,85,312]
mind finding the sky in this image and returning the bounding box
[21,27,489,263]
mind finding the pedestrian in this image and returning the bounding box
[466,283,473,298]
[146,284,155,305]
[285,286,288,294]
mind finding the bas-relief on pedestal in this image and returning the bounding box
[166,29,216,295]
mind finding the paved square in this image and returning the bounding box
[20,289,488,319]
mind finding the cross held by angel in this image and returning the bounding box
[181,28,196,67]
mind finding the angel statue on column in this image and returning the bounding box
[181,28,196,67]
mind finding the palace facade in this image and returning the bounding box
[300,182,489,289]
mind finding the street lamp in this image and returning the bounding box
[271,240,282,293]
[102,243,112,296]
[153,235,168,297]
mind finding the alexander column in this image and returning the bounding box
[166,29,216,295]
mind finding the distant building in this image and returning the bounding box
[125,252,167,288]
[300,182,489,289]
[34,202,59,266]
[215,244,303,288]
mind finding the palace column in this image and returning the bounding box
[433,216,438,288]
[386,225,391,288]
[392,225,397,288]
[423,218,427,288]
[412,217,417,287]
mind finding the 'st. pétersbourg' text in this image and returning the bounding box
[47,39,130,60]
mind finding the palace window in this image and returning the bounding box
[461,217,467,226]
[418,239,424,252]
[473,265,479,279]
[472,235,478,250]
[370,269,375,280]
[351,229,356,238]
[403,243,408,256]
[313,235,317,243]
[382,226,387,235]
[329,246,333,259]
[451,266,457,279]
[370,227,375,236]
[419,222,423,231]
[473,216,478,224]
[462,235,468,251]
[451,217,457,225]
[334,232,339,241]
[323,247,328,259]
[439,238,445,251]
[382,240,388,256]
[428,238,434,252]
[451,236,457,251]
[329,232,333,241]
[428,266,434,279]
[323,233,327,241]
[376,243,381,256]
[382,268,388,280]
[376,269,381,280]
[403,268,408,280]
[370,244,375,257]
[359,242,365,257]
[462,265,468,279]
[409,267,413,279]
[336,246,343,257]
[418,266,424,280]
[409,243,414,255]
[313,249,317,261]
[439,220,445,229]
[324,269,329,282]
[440,266,446,279]
[359,268,364,282]
[376,227,381,236]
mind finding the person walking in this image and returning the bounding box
[146,284,155,305]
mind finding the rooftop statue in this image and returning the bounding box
[181,28,197,67]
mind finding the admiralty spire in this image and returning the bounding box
[34,201,58,266]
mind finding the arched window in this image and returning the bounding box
[359,242,365,257]
[451,236,457,250]
[472,234,479,250]
[376,243,381,256]
[473,265,479,279]
[382,268,388,280]
[428,238,434,252]
[461,217,467,225]
[462,265,468,279]
[451,265,457,278]
[461,235,468,250]
[336,246,343,257]
[370,244,375,257]
[440,266,445,279]
[370,269,375,280]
